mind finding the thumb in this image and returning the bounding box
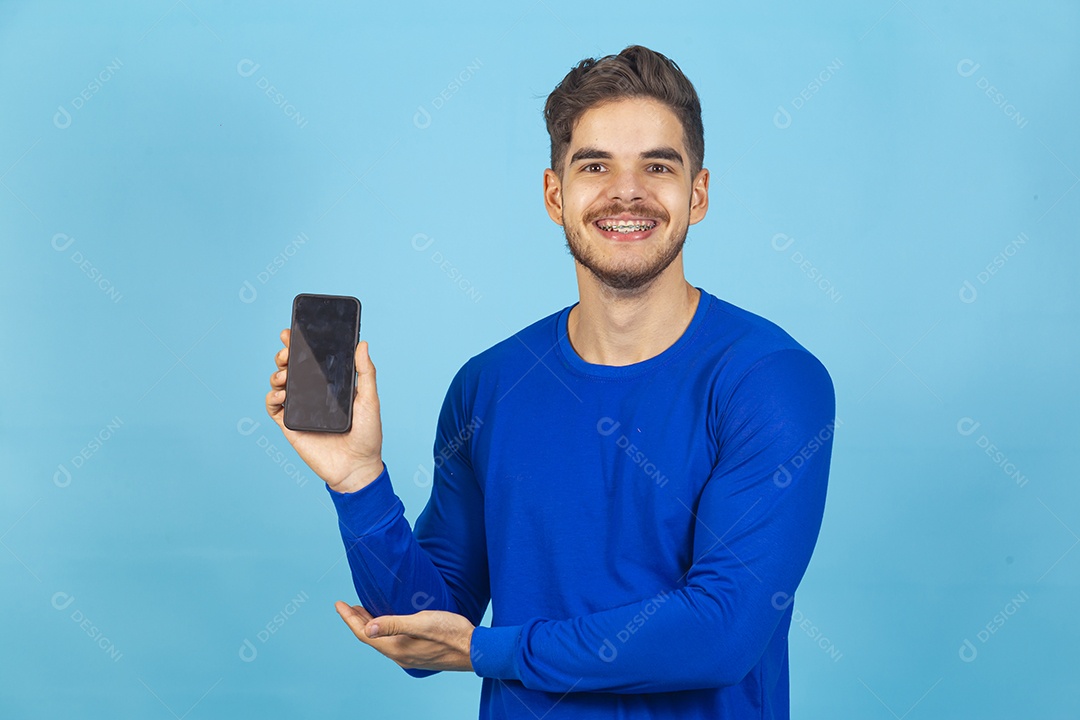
[366,614,411,639]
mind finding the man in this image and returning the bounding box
[266,44,835,719]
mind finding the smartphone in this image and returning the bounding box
[283,293,362,433]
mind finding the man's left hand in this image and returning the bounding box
[335,601,476,672]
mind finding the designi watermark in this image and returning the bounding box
[238,231,309,304]
[957,417,1028,488]
[51,233,122,303]
[774,58,843,129]
[410,233,482,303]
[772,592,842,662]
[54,416,124,487]
[598,589,671,662]
[413,58,483,130]
[53,58,124,130]
[774,418,842,488]
[52,591,123,662]
[771,233,841,303]
[237,59,309,129]
[237,417,311,488]
[958,232,1029,303]
[956,59,1028,130]
[239,590,309,662]
[596,417,669,488]
[414,415,484,488]
[959,590,1029,662]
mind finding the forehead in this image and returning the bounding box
[569,96,684,150]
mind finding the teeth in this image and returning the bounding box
[597,220,657,233]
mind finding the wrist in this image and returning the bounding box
[331,459,384,494]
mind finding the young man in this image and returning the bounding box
[266,44,835,719]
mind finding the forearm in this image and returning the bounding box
[471,566,800,693]
[327,462,467,679]
[328,462,462,613]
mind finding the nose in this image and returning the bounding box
[606,165,646,203]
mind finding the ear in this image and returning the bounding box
[688,167,709,226]
[543,168,564,226]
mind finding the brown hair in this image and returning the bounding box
[543,44,704,180]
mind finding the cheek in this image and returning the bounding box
[564,203,591,225]
[661,194,691,221]
[564,184,603,213]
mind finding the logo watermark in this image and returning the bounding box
[774,418,842,488]
[958,590,1029,662]
[410,233,482,303]
[238,590,309,662]
[598,589,670,662]
[956,59,1028,129]
[414,415,483,487]
[956,417,1028,487]
[53,58,124,129]
[958,232,1028,303]
[237,59,309,129]
[596,417,669,488]
[238,231,309,304]
[54,416,124,487]
[413,58,484,129]
[237,417,311,488]
[771,233,842,303]
[51,233,122,303]
[774,58,843,129]
[772,592,842,662]
[51,591,123,662]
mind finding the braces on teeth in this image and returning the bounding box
[597,222,656,233]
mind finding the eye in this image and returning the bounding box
[582,163,604,172]
[648,164,672,173]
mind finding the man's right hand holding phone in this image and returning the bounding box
[265,328,385,494]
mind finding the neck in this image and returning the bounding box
[567,259,701,366]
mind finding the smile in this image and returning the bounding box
[594,219,658,233]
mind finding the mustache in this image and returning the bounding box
[584,205,669,224]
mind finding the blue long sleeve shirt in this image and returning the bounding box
[326,287,836,719]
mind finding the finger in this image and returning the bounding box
[336,601,374,642]
[270,367,286,390]
[355,340,379,409]
[334,604,420,670]
[350,604,374,622]
[336,602,376,627]
[280,328,291,348]
[265,387,285,418]
[275,331,290,382]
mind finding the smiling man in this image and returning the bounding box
[267,44,835,720]
[555,92,705,364]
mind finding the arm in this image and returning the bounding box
[470,349,835,693]
[327,362,489,678]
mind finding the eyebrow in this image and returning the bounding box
[569,145,685,168]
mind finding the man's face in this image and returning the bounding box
[543,96,709,293]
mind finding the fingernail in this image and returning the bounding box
[366,624,379,637]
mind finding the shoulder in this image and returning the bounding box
[697,289,830,379]
[444,304,569,395]
[693,291,834,426]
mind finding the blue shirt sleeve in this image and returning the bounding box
[470,349,835,693]
[326,362,490,678]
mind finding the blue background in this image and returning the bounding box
[2,1,1077,717]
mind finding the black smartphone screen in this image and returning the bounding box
[283,293,361,433]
